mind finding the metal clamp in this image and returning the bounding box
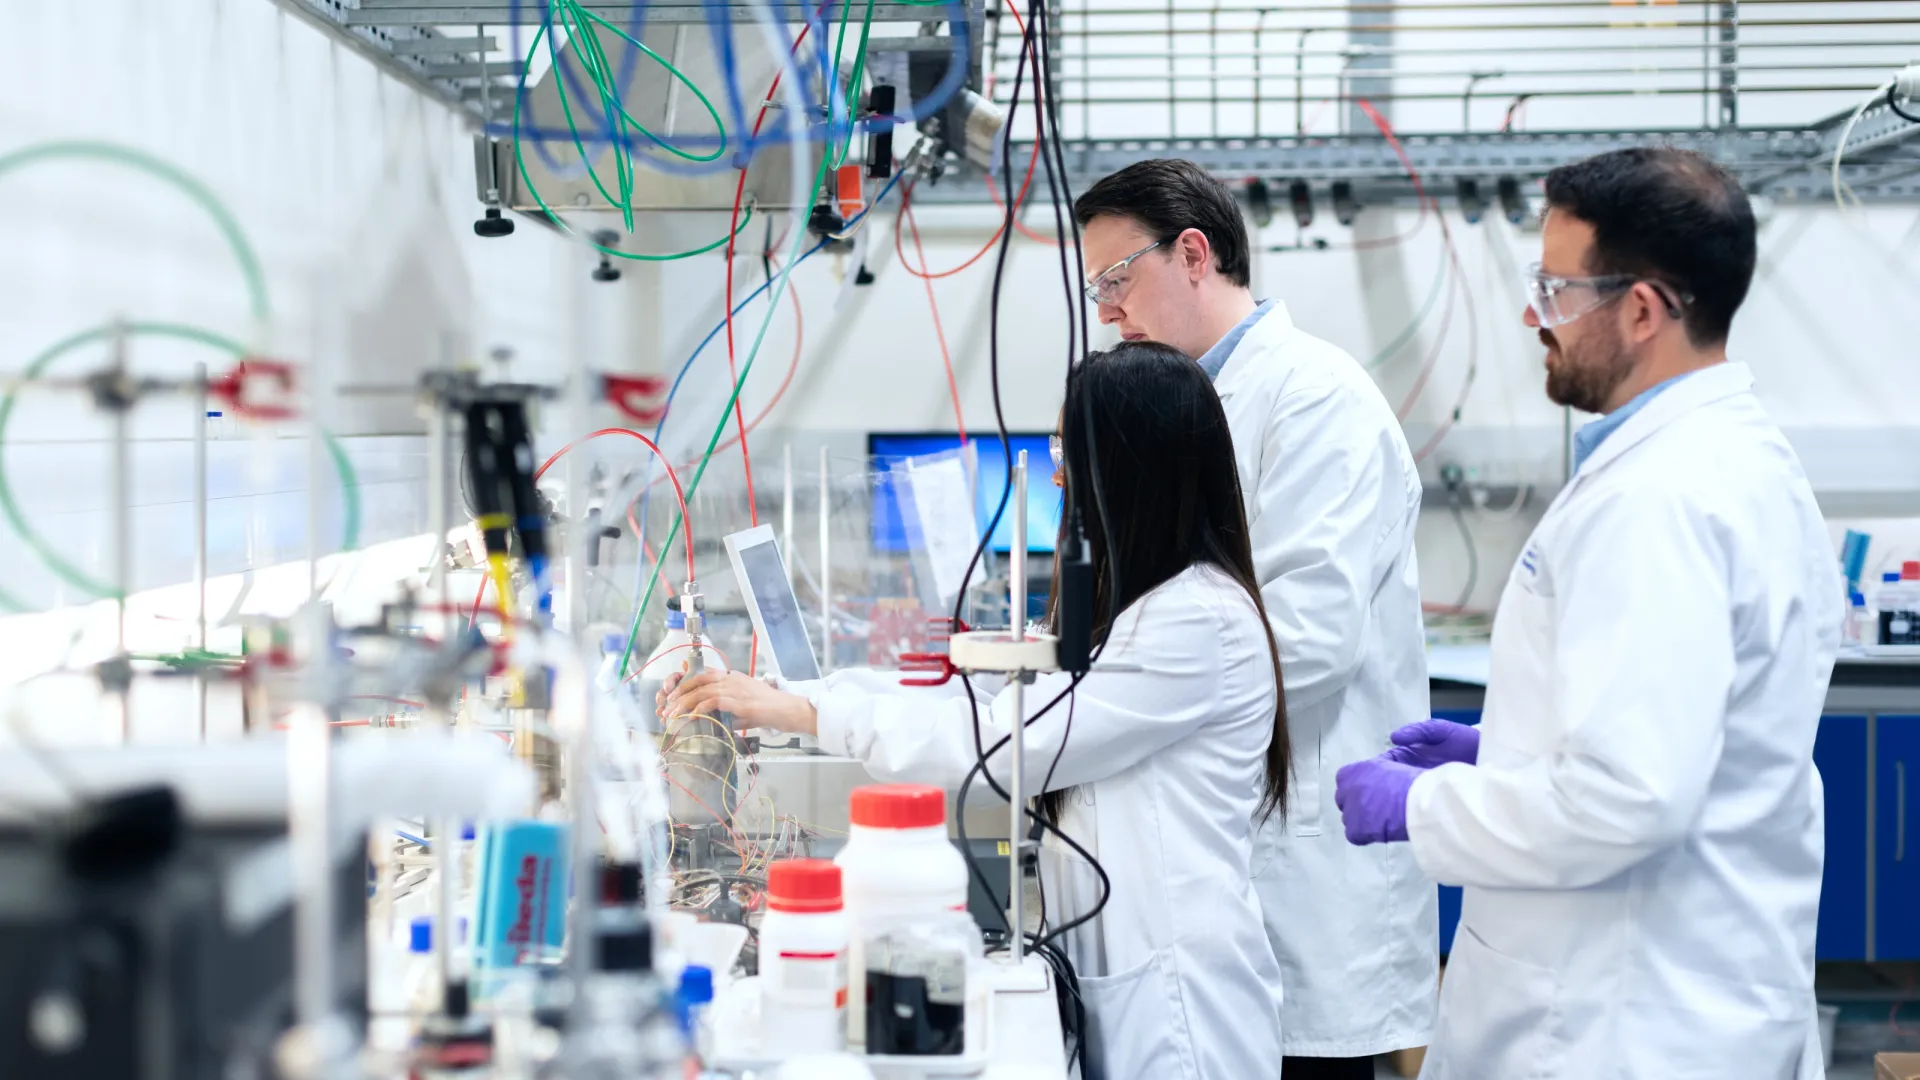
[898,652,958,687]
[602,374,668,425]
[926,616,971,643]
[209,358,300,421]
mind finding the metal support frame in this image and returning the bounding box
[1718,0,1739,129]
[273,0,986,129]
[900,122,1920,205]
[1007,450,1028,963]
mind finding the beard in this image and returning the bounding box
[1542,326,1633,414]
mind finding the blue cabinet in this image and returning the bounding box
[1876,717,1920,960]
[1815,716,1870,960]
[1431,711,1882,959]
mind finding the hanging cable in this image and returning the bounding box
[614,0,838,680]
[534,427,695,583]
[509,14,756,261]
[1354,99,1480,462]
[901,198,969,443]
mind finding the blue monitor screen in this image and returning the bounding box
[869,433,1060,555]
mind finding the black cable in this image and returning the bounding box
[1033,690,1074,938]
[954,673,1115,952]
[952,679,1104,1068]
[953,673,1082,932]
[1027,0,1077,377]
[1889,84,1920,124]
[1033,0,1090,359]
[937,1,1111,1050]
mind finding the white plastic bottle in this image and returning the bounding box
[595,632,630,691]
[403,916,444,1018]
[759,859,850,1058]
[638,598,730,685]
[1877,571,1917,646]
[832,785,971,1047]
[641,601,694,681]
[1845,590,1870,649]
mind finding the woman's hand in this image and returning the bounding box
[661,670,818,736]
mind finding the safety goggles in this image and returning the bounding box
[1084,240,1163,306]
[1524,262,1691,328]
[1048,434,1063,469]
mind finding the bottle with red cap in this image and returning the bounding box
[833,784,972,1048]
[1879,561,1920,646]
[759,859,850,1057]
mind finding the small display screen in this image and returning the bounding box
[735,537,821,681]
[869,433,1060,554]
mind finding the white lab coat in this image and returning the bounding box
[1212,302,1439,1057]
[1407,362,1840,1080]
[793,566,1286,1080]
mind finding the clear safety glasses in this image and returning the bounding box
[1524,262,1691,328]
[1084,240,1163,306]
[1048,434,1064,468]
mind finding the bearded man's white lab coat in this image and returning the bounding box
[1208,301,1439,1058]
[1408,362,1841,1079]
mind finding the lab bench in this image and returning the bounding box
[1426,652,1920,961]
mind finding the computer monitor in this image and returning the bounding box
[868,432,1060,555]
[723,525,822,682]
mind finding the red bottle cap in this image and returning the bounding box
[767,859,843,913]
[1904,561,1920,581]
[849,784,947,830]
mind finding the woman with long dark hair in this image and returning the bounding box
[664,342,1291,1078]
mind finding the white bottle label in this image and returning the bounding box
[772,950,849,1011]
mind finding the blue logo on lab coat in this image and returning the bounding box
[1520,544,1541,578]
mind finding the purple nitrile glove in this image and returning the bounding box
[1384,718,1481,770]
[1334,757,1421,845]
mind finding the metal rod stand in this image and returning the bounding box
[194,361,209,740]
[1008,451,1028,962]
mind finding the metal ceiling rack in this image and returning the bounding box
[268,0,985,118]
[270,0,1920,208]
[917,0,1920,205]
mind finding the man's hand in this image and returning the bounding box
[1384,718,1480,770]
[1334,757,1421,845]
[661,670,818,736]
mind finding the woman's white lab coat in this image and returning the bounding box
[792,565,1286,1080]
[1407,363,1841,1079]
[1212,302,1439,1057]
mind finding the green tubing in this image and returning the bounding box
[516,5,747,242]
[0,323,362,601]
[1366,244,1452,371]
[319,428,362,553]
[618,135,837,677]
[513,17,754,261]
[544,3,729,231]
[829,0,879,168]
[0,143,268,330]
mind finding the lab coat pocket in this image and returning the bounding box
[1078,951,1193,1080]
[1427,925,1563,1080]
[1289,709,1323,837]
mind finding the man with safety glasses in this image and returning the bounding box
[1335,148,1840,1078]
[1074,160,1436,1080]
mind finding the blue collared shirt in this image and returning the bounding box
[1195,299,1276,382]
[1570,370,1702,472]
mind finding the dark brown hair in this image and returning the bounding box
[1073,158,1253,288]
[1045,341,1289,822]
